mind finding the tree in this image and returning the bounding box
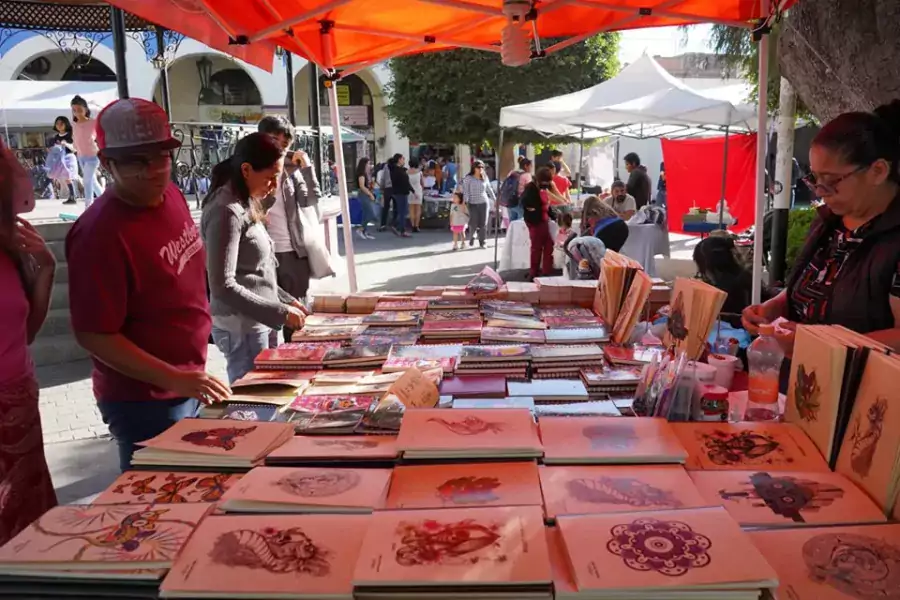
[384,34,620,147]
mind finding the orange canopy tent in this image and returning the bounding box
[103,0,793,296]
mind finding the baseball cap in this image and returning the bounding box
[95,98,181,158]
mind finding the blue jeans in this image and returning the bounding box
[78,156,104,207]
[393,194,409,233]
[98,397,200,471]
[212,326,276,384]
[508,204,524,222]
[358,194,378,231]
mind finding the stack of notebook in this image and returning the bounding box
[303,314,366,329]
[593,250,654,344]
[396,408,543,460]
[160,513,370,600]
[254,343,341,370]
[531,345,605,378]
[507,379,590,404]
[580,365,642,399]
[228,370,311,404]
[0,503,211,595]
[375,298,428,311]
[351,326,420,346]
[482,300,536,315]
[285,395,378,434]
[786,323,891,468]
[544,327,610,344]
[92,470,244,505]
[505,281,541,304]
[455,344,532,378]
[291,325,365,342]
[662,277,728,360]
[539,306,606,329]
[540,417,688,464]
[352,506,552,600]
[604,344,665,367]
[383,344,461,373]
[311,293,347,313]
[218,466,392,514]
[346,292,381,314]
[481,326,546,344]
[421,309,483,341]
[428,297,479,310]
[131,419,295,469]
[483,310,548,330]
[265,435,399,467]
[554,506,779,599]
[362,310,424,327]
[322,344,392,368]
[440,375,508,398]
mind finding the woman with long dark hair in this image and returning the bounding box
[694,236,753,326]
[0,140,57,543]
[71,95,104,208]
[201,132,306,383]
[354,157,377,239]
[520,166,565,278]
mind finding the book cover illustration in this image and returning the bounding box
[540,416,688,463]
[386,462,543,510]
[484,311,547,329]
[481,300,536,315]
[291,326,365,341]
[428,299,479,309]
[159,514,370,597]
[93,471,242,505]
[540,465,709,518]
[362,311,424,325]
[287,395,376,414]
[539,306,596,319]
[220,403,286,422]
[604,344,665,365]
[352,506,551,585]
[375,299,429,311]
[254,343,340,365]
[303,314,365,328]
[396,408,540,454]
[748,523,900,600]
[267,435,398,461]
[352,333,420,346]
[690,470,887,527]
[581,366,642,385]
[231,370,314,388]
[0,503,210,569]
[311,370,376,385]
[673,422,830,471]
[322,344,392,363]
[424,310,482,322]
[531,344,605,361]
[556,507,778,590]
[387,344,463,360]
[481,327,546,342]
[460,344,531,360]
[137,419,293,458]
[543,316,605,329]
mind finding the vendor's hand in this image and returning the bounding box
[14,218,55,268]
[290,300,310,316]
[741,304,769,334]
[773,321,797,359]
[166,370,231,404]
[285,306,306,329]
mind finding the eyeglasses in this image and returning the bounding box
[802,164,869,196]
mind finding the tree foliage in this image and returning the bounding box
[385,34,620,145]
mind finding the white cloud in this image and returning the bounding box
[618,25,714,65]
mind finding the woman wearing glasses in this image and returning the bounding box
[742,100,900,374]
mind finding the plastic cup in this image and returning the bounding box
[707,353,739,390]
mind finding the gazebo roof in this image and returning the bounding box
[0,0,152,31]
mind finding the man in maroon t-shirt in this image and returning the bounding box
[66,98,229,471]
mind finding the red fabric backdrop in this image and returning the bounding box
[661,133,757,234]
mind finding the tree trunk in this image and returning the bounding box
[497,140,518,180]
[779,0,900,122]
[769,77,798,284]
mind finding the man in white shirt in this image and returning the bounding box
[605,180,637,219]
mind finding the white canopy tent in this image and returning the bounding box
[0,81,118,129]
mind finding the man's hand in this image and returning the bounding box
[285,306,306,329]
[166,371,231,404]
[290,300,310,315]
[291,150,311,169]
[741,304,769,335]
[15,217,56,268]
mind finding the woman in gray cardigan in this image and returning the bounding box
[201,133,306,383]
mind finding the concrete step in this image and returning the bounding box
[34,221,74,243]
[47,240,66,263]
[50,283,69,311]
[55,262,68,284]
[30,335,90,367]
[36,308,73,339]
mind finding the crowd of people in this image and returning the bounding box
[45,95,106,206]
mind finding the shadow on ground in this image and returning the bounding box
[36,359,93,388]
[46,437,120,504]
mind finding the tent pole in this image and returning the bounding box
[718,124,730,228]
[493,128,504,270]
[284,51,296,125]
[752,0,771,305]
[327,80,358,293]
[614,138,620,182]
[577,127,585,196]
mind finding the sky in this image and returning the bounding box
[618,24,714,65]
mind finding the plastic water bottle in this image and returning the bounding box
[746,324,784,421]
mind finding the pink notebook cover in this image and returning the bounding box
[557,506,778,591]
[481,327,546,343]
[386,462,543,510]
[545,526,577,595]
[540,465,710,518]
[93,471,242,505]
[671,422,830,472]
[352,505,551,585]
[396,408,540,452]
[539,417,688,463]
[748,523,900,600]
[688,470,887,527]
[255,343,340,363]
[267,435,398,461]
[138,419,293,459]
[439,376,508,397]
[0,503,211,568]
[221,466,392,510]
[160,513,370,597]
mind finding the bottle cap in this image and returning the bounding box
[758,323,775,335]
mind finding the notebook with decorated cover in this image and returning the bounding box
[540,416,688,465]
[603,344,665,366]
[748,523,900,600]
[0,503,211,574]
[452,397,536,410]
[424,309,482,322]
[375,298,428,311]
[481,326,546,344]
[294,384,372,397]
[352,333,420,346]
[219,466,392,513]
[544,328,610,344]
[232,370,313,389]
[539,306,596,318]
[428,298,480,310]
[546,526,577,598]
[396,408,542,459]
[132,419,295,469]
[311,370,375,385]
[291,325,366,342]
[662,277,728,361]
[531,345,605,363]
[540,465,710,519]
[219,403,290,423]
[440,375,508,398]
[159,513,369,599]
[421,320,483,334]
[322,344,391,367]
[689,469,887,527]
[356,368,443,389]
[507,379,589,403]
[542,316,606,329]
[556,506,778,596]
[460,344,532,362]
[383,344,462,372]
[265,435,398,465]
[352,505,551,589]
[483,311,548,330]
[481,300,536,315]
[361,310,424,326]
[581,366,642,392]
[285,395,377,434]
[834,351,900,513]
[303,314,366,328]
[92,471,242,505]
[253,343,341,369]
[672,422,830,472]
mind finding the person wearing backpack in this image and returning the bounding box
[520,167,567,279]
[501,157,532,222]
